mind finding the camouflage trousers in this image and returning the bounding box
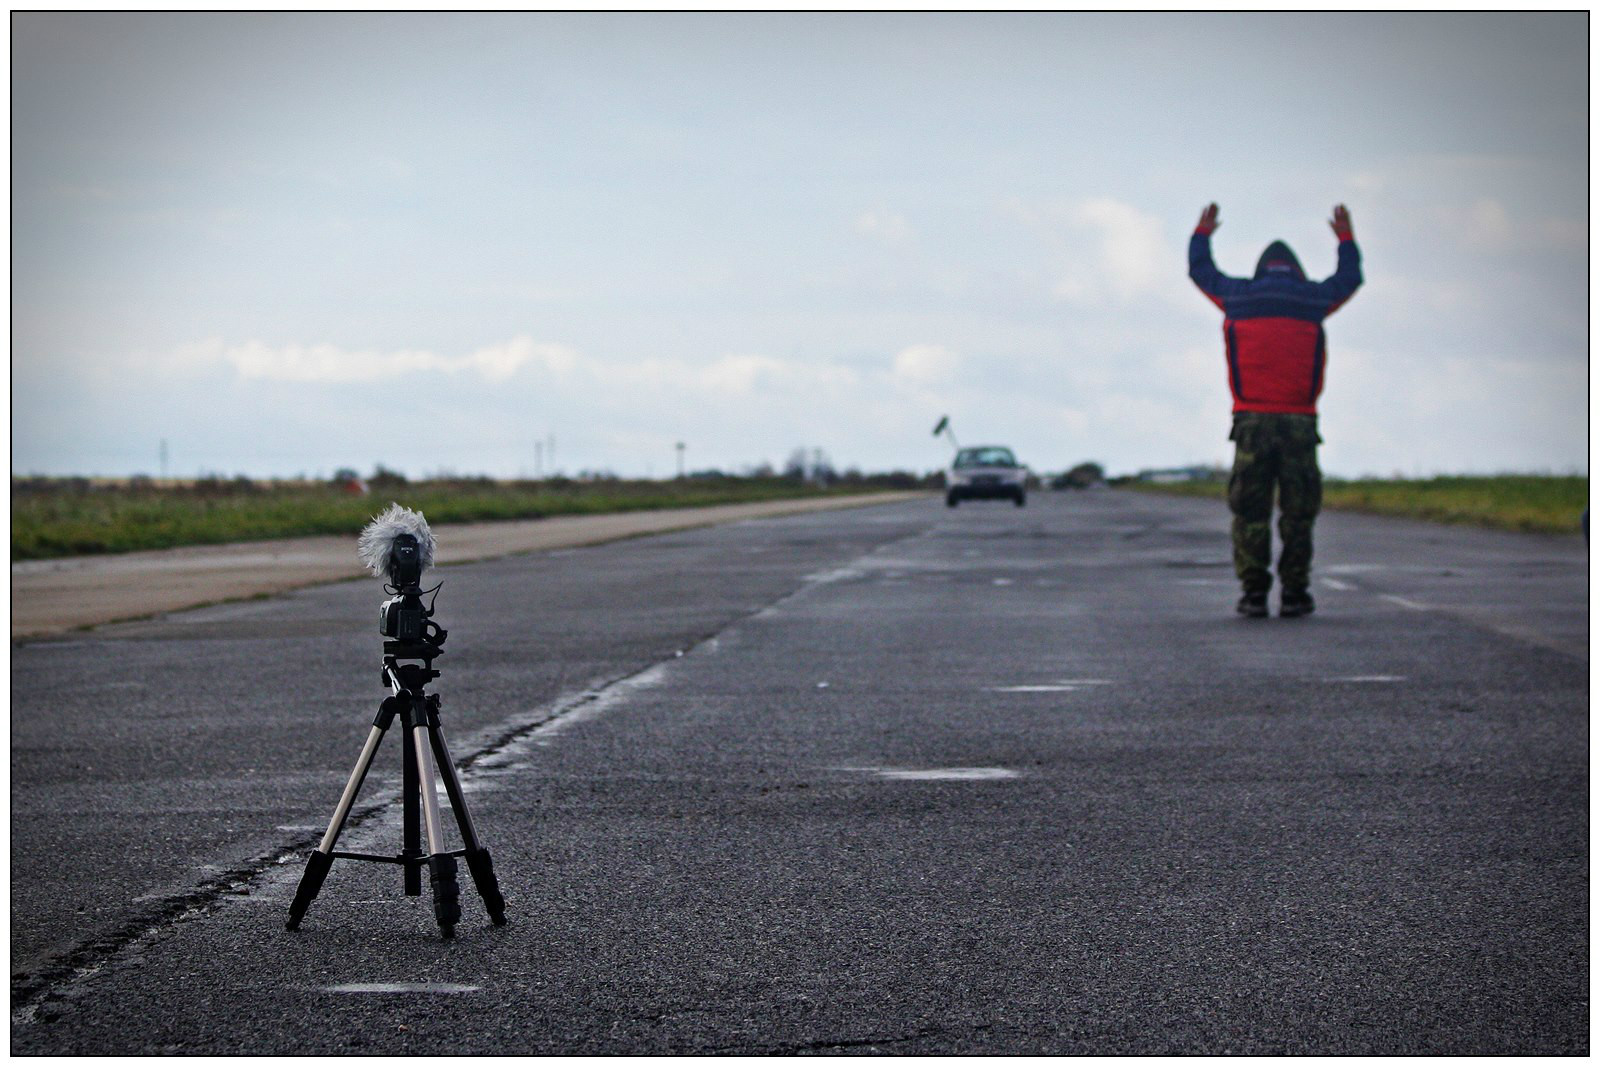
[1227,413,1322,595]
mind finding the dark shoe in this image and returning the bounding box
[1236,592,1268,618]
[1280,589,1315,617]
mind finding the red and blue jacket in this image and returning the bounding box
[1189,232,1362,415]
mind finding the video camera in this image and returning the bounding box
[359,506,447,656]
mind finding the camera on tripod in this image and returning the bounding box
[360,524,445,652]
[377,534,431,641]
[288,503,506,939]
[379,587,430,642]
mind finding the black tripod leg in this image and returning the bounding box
[426,709,508,925]
[287,702,397,931]
[402,726,422,896]
[409,711,461,938]
[285,851,334,932]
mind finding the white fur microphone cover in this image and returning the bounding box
[357,503,437,579]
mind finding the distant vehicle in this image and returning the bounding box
[946,445,1027,507]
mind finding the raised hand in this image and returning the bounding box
[1196,203,1220,235]
[1329,204,1354,241]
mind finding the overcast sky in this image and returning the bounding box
[11,11,1590,480]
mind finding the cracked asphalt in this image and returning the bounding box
[10,491,1588,1054]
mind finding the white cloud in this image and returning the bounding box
[1534,216,1586,249]
[180,336,579,384]
[1460,197,1514,250]
[469,337,577,381]
[855,209,912,243]
[1011,196,1173,304]
[1372,274,1473,316]
[892,343,960,387]
[1345,171,1386,194]
[1441,197,1586,254]
[697,353,787,394]
[1070,198,1167,300]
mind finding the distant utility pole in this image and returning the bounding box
[676,442,686,479]
[534,442,544,478]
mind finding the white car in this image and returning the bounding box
[946,446,1027,507]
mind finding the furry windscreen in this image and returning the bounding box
[357,503,437,580]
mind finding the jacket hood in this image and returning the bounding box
[1254,240,1306,280]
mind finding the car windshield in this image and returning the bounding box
[954,447,1017,469]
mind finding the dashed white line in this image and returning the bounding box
[327,983,481,994]
[870,767,1020,781]
[990,684,1079,693]
[1380,594,1429,611]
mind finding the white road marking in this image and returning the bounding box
[1321,577,1354,591]
[832,765,1021,782]
[472,663,672,767]
[1380,594,1429,611]
[988,679,1111,693]
[803,565,864,584]
[875,767,1020,781]
[992,578,1013,586]
[326,983,480,994]
[1327,675,1406,683]
[990,684,1079,693]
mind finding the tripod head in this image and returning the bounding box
[379,572,448,692]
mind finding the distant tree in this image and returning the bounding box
[369,464,408,489]
[330,467,368,495]
[782,447,834,485]
[1061,462,1107,489]
[782,448,808,481]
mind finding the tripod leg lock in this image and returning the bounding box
[286,849,335,931]
[429,853,462,936]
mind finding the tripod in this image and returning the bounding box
[286,629,507,939]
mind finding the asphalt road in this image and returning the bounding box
[11,490,1588,1054]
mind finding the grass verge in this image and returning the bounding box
[11,476,919,560]
[1125,475,1587,536]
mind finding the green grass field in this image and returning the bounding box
[14,472,1586,560]
[10,475,918,560]
[1127,474,1587,536]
